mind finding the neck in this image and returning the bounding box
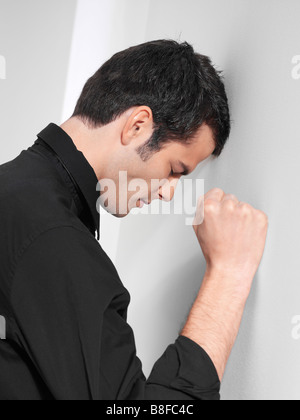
[60,117,111,181]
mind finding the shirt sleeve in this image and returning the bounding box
[11,226,220,400]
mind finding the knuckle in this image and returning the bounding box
[205,188,225,201]
[209,188,224,195]
[204,199,218,212]
[257,210,269,224]
[223,199,236,210]
[224,194,238,201]
[238,202,252,215]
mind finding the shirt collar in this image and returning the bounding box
[36,123,100,239]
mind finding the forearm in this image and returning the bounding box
[181,268,250,382]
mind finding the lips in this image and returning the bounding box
[138,200,144,208]
[141,199,151,205]
[137,199,151,208]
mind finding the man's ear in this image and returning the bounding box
[121,106,154,146]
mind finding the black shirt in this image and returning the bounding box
[0,123,220,400]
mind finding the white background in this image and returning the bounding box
[1,0,300,400]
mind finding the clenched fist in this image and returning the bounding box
[194,188,269,296]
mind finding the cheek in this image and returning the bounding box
[128,181,152,200]
[129,168,168,187]
[145,160,170,181]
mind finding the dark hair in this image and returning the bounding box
[72,40,231,158]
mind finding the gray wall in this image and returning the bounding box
[0,0,77,163]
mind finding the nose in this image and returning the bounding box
[159,178,179,202]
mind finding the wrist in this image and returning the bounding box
[181,268,251,381]
[204,264,254,304]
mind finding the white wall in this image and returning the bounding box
[2,0,300,400]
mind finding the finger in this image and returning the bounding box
[204,188,226,202]
[222,194,240,204]
[236,201,249,208]
[194,195,205,226]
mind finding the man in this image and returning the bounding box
[0,40,268,400]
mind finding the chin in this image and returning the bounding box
[98,200,130,218]
[112,212,129,219]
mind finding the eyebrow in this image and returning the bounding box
[176,161,192,176]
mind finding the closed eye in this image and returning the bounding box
[170,168,189,177]
[170,161,191,177]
